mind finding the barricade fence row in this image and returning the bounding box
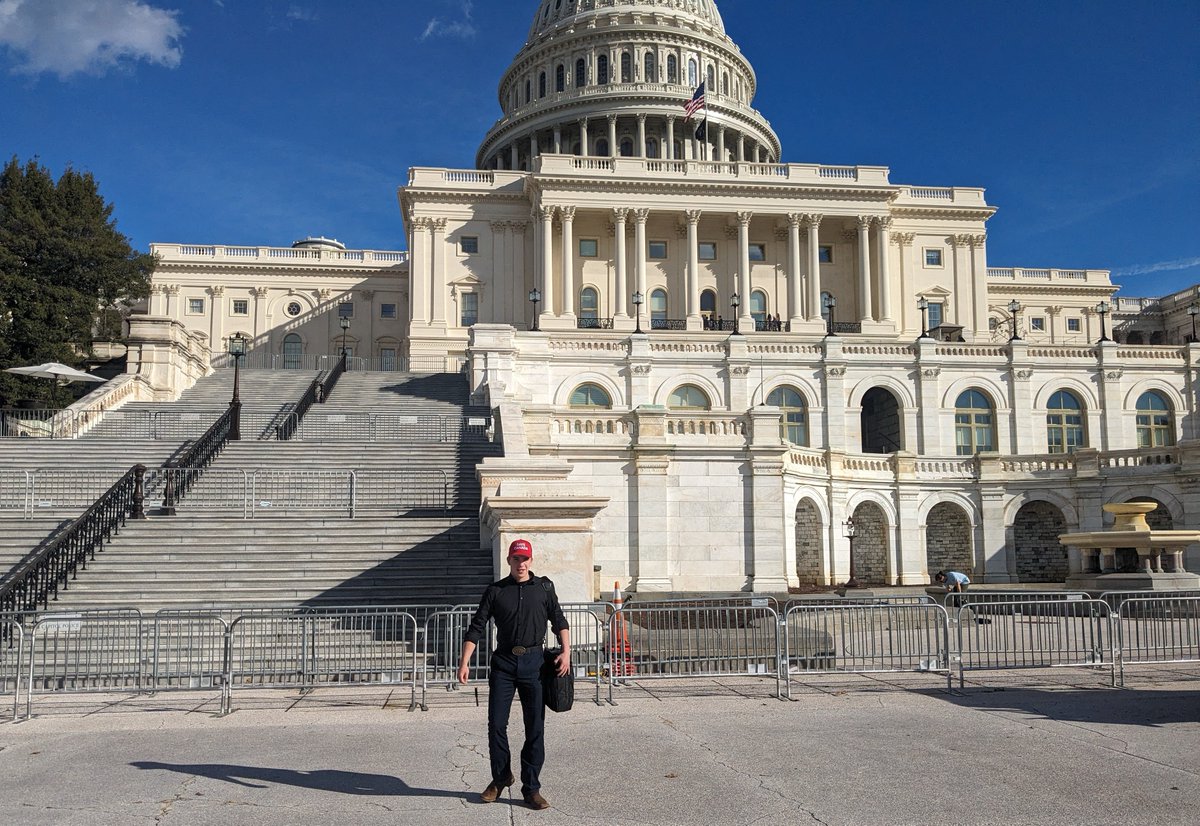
[293,412,491,443]
[5,597,1200,720]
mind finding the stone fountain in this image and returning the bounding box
[1060,502,1200,593]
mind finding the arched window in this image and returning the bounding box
[570,383,612,409]
[706,65,715,91]
[687,58,698,87]
[644,52,656,83]
[555,64,565,92]
[575,58,586,88]
[580,287,599,321]
[750,290,767,327]
[282,333,303,370]
[525,79,531,104]
[721,71,729,95]
[1136,391,1175,447]
[700,289,716,320]
[596,138,610,157]
[597,54,609,85]
[767,386,808,446]
[669,384,710,411]
[619,138,634,157]
[646,138,660,158]
[667,54,678,84]
[621,51,632,82]
[955,390,995,455]
[650,288,667,327]
[1047,390,1085,454]
[539,72,547,98]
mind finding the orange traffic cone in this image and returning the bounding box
[609,581,635,677]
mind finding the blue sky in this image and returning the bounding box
[1,0,1197,297]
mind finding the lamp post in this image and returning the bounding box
[632,290,644,334]
[1095,300,1111,343]
[842,516,860,589]
[917,297,930,339]
[529,287,542,332]
[339,316,351,362]
[1189,304,1198,342]
[824,295,837,337]
[228,332,247,441]
[1007,299,1022,342]
[730,292,742,336]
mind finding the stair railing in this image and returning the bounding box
[0,464,147,629]
[161,405,238,513]
[276,353,346,441]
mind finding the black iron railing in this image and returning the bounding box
[651,318,688,331]
[277,352,345,441]
[322,351,348,399]
[577,318,614,330]
[830,321,863,335]
[0,464,146,627]
[755,319,791,332]
[162,405,237,511]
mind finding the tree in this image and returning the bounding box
[0,157,156,405]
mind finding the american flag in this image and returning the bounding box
[684,82,706,119]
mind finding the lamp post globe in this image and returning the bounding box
[528,288,542,332]
[1188,303,1198,342]
[730,292,742,336]
[227,331,247,440]
[842,517,860,589]
[338,316,351,362]
[632,290,644,335]
[1095,301,1111,343]
[824,295,837,337]
[917,297,930,339]
[1007,299,1022,342]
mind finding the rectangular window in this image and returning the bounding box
[460,293,478,327]
[1067,318,1081,333]
[460,236,479,255]
[187,298,205,315]
[819,245,833,264]
[748,243,766,262]
[231,299,249,316]
[648,241,668,260]
[579,238,598,257]
[927,302,944,329]
[698,242,717,261]
[338,302,354,319]
[380,303,397,320]
[1031,317,1046,332]
[924,248,944,267]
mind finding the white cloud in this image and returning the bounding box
[420,0,476,42]
[1114,258,1200,278]
[286,5,317,23]
[0,0,183,79]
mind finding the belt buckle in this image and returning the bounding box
[512,646,528,655]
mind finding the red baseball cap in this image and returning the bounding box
[508,539,533,560]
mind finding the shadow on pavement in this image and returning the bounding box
[130,761,475,800]
[935,687,1200,727]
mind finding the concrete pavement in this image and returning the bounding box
[1,669,1198,825]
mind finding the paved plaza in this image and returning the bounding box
[2,668,1198,825]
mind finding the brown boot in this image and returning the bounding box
[480,773,514,803]
[524,791,551,810]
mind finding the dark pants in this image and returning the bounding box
[487,650,545,795]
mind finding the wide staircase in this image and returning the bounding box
[3,368,502,612]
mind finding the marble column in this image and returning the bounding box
[875,216,893,323]
[510,144,518,170]
[579,118,588,155]
[560,206,576,320]
[856,216,873,323]
[637,114,647,158]
[666,117,676,160]
[736,133,745,162]
[607,114,617,157]
[613,208,629,319]
[787,214,803,328]
[634,208,649,313]
[539,205,555,321]
[806,215,823,322]
[553,125,562,154]
[685,209,702,329]
[737,211,753,327]
[716,125,726,162]
[408,218,430,325]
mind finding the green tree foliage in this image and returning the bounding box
[0,157,155,404]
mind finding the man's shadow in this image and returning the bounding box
[130,761,475,801]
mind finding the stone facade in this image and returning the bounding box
[794,499,822,585]
[1014,502,1070,583]
[925,503,973,576]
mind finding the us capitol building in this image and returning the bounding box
[130,0,1200,596]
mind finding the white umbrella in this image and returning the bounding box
[4,362,105,383]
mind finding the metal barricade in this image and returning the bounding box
[608,604,783,698]
[225,610,310,710]
[1,617,23,721]
[166,469,251,516]
[1100,590,1200,610]
[353,469,449,516]
[0,469,31,517]
[151,610,232,711]
[75,409,155,440]
[557,604,609,706]
[422,609,494,710]
[783,602,952,695]
[249,470,353,516]
[306,608,420,710]
[1115,596,1200,686]
[632,595,782,613]
[0,409,76,439]
[27,468,132,513]
[26,609,144,717]
[943,591,1091,616]
[956,599,1114,687]
[784,595,934,610]
[294,413,487,444]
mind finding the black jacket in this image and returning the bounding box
[464,573,569,650]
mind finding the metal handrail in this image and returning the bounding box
[276,363,332,441]
[162,406,237,511]
[0,464,146,625]
[321,351,348,401]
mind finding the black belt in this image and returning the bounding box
[509,645,543,655]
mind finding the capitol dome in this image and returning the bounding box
[477,0,779,170]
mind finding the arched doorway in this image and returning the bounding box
[282,333,303,369]
[795,499,823,585]
[851,502,889,585]
[1013,501,1068,582]
[861,388,901,454]
[926,503,973,576]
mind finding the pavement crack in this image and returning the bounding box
[155,774,198,824]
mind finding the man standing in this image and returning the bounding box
[458,539,570,811]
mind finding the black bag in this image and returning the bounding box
[541,648,574,713]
